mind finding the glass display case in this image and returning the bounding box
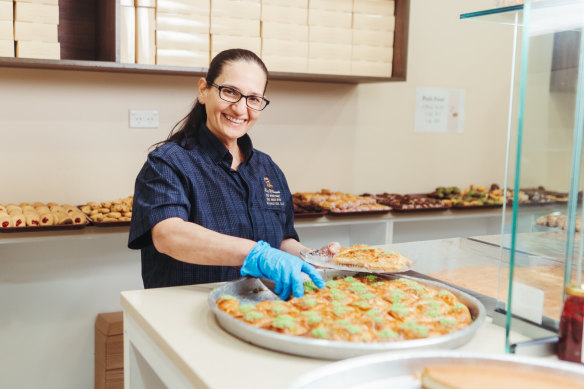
[462,0,584,354]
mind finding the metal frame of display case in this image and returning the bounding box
[462,0,584,354]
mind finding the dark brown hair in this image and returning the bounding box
[155,49,269,149]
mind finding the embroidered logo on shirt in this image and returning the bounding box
[264,175,284,206]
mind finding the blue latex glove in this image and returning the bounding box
[241,241,326,300]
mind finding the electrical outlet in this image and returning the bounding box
[129,109,159,128]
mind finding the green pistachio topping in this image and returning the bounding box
[301,311,322,324]
[384,250,396,255]
[346,325,363,334]
[397,278,409,282]
[373,316,383,324]
[406,281,420,288]
[426,310,440,318]
[399,320,417,329]
[413,325,429,337]
[336,319,351,327]
[364,274,380,282]
[366,309,381,317]
[343,276,357,283]
[332,300,344,307]
[425,301,442,309]
[302,297,317,307]
[333,307,349,316]
[452,303,466,310]
[390,304,409,316]
[273,306,286,315]
[353,301,370,309]
[272,315,295,330]
[243,311,264,322]
[311,328,329,339]
[326,280,340,288]
[218,294,237,301]
[390,292,405,303]
[412,285,425,292]
[439,317,457,327]
[377,329,398,339]
[238,304,256,313]
[330,289,346,300]
[439,290,454,297]
[361,293,377,300]
[422,294,434,300]
[303,280,317,293]
[371,281,386,287]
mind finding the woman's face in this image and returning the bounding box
[198,60,267,148]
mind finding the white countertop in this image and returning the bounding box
[121,281,537,389]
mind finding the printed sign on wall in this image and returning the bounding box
[414,88,465,133]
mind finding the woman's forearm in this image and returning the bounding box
[152,217,256,266]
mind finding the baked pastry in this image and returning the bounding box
[333,244,413,272]
[11,214,25,228]
[24,213,40,227]
[0,214,12,228]
[38,213,54,226]
[217,275,472,342]
[421,364,584,389]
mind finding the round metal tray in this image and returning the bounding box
[285,350,584,388]
[208,270,486,360]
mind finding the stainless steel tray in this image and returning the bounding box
[285,350,584,388]
[208,270,486,360]
[300,249,413,274]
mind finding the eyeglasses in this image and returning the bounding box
[209,83,270,111]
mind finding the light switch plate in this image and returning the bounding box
[130,109,159,128]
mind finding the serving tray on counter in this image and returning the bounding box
[208,270,486,360]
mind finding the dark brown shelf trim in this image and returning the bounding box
[0,57,402,84]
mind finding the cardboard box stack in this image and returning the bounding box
[0,0,13,57]
[211,0,260,59]
[156,0,210,67]
[260,0,308,73]
[351,0,395,77]
[14,0,59,60]
[95,312,123,389]
[136,0,156,64]
[307,0,352,75]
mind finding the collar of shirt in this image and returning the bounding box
[196,124,254,169]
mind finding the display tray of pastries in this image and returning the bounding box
[0,202,89,232]
[536,212,581,232]
[80,196,133,226]
[300,244,413,273]
[284,351,584,389]
[209,270,486,360]
[438,184,505,209]
[294,190,390,216]
[293,193,328,218]
[372,193,450,212]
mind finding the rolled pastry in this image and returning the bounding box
[0,214,12,228]
[8,207,23,216]
[35,206,50,215]
[21,205,35,213]
[101,201,112,209]
[19,202,31,207]
[6,205,21,214]
[80,205,92,215]
[11,214,25,228]
[0,204,6,213]
[106,212,122,219]
[53,211,72,225]
[91,214,105,222]
[87,202,100,210]
[25,213,40,226]
[111,204,124,213]
[71,212,86,225]
[49,205,64,213]
[33,202,45,208]
[39,213,55,226]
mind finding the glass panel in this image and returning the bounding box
[503,0,584,352]
[460,5,523,25]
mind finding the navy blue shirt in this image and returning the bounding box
[128,125,299,288]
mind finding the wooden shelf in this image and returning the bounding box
[2,0,410,84]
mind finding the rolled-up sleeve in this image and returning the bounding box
[128,152,191,249]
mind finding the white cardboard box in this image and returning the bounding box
[309,25,351,44]
[119,4,135,63]
[156,13,209,34]
[262,54,307,72]
[308,0,351,12]
[351,60,392,77]
[0,1,13,21]
[261,22,308,41]
[157,48,209,67]
[16,40,60,59]
[353,0,395,16]
[0,39,14,57]
[156,0,210,16]
[14,2,58,24]
[14,21,58,42]
[262,38,307,57]
[211,34,261,57]
[308,58,351,75]
[211,0,260,20]
[352,29,394,47]
[0,20,12,40]
[309,41,351,60]
[308,9,351,28]
[211,16,259,36]
[136,6,155,64]
[353,13,395,31]
[352,44,393,62]
[157,30,209,51]
[261,4,307,24]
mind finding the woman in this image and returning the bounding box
[128,49,337,300]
